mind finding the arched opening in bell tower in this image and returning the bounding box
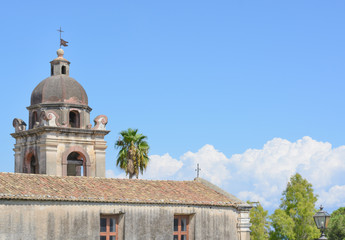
[25,152,38,174]
[69,111,80,128]
[30,155,36,173]
[67,151,86,176]
[61,65,66,74]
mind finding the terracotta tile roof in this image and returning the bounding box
[0,172,243,207]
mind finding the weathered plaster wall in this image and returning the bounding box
[0,200,241,240]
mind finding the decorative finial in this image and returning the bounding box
[57,48,64,58]
[320,205,324,211]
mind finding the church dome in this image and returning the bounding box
[31,75,88,106]
[30,49,88,106]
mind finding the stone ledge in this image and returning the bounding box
[11,126,109,138]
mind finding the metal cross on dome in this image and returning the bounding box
[57,27,69,48]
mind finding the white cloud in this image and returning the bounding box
[180,144,231,185]
[227,136,345,210]
[106,137,345,212]
[318,185,345,208]
[142,153,183,180]
[106,154,182,180]
[237,191,276,208]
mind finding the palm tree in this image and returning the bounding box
[115,128,150,179]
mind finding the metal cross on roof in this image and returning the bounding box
[195,163,201,178]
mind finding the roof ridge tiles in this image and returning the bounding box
[0,172,241,207]
[0,172,194,183]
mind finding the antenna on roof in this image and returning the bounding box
[195,163,201,178]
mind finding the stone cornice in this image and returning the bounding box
[50,58,70,64]
[237,203,253,211]
[11,126,109,138]
[27,103,92,112]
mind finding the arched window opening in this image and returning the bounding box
[67,152,85,176]
[61,65,66,74]
[30,155,36,173]
[51,65,54,76]
[31,111,38,129]
[69,111,80,128]
[25,153,38,174]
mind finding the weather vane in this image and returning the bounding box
[57,27,68,48]
[195,163,201,178]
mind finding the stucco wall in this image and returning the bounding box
[0,200,240,240]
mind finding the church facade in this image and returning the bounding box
[0,49,252,240]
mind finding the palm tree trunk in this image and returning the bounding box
[127,158,134,179]
[128,145,135,179]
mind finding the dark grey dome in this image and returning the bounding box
[31,75,88,106]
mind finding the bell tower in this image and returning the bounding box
[11,48,109,177]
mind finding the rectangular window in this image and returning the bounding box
[100,215,118,240]
[173,215,189,240]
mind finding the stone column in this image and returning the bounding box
[60,107,68,127]
[237,204,252,240]
[13,143,22,173]
[94,140,107,177]
[39,140,58,175]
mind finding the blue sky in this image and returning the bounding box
[1,0,345,213]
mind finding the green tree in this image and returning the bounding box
[115,128,150,179]
[327,207,345,240]
[248,202,270,240]
[269,209,295,240]
[269,173,319,240]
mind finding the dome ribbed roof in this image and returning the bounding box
[30,75,88,106]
